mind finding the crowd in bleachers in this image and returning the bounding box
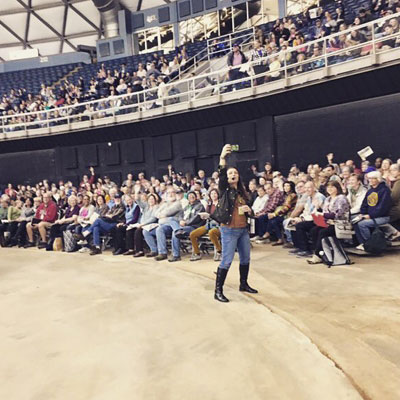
[1,153,400,265]
[1,0,400,130]
[0,46,194,131]
[222,2,400,86]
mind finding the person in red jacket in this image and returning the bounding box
[25,193,58,249]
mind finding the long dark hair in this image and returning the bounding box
[208,188,220,206]
[227,167,250,202]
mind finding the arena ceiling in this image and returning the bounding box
[0,0,173,62]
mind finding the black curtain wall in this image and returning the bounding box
[1,63,400,187]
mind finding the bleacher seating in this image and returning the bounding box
[0,63,79,99]
[0,0,391,130]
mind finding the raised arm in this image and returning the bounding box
[218,144,232,192]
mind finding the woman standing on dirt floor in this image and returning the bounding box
[211,144,258,303]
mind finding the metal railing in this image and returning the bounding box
[2,12,400,139]
[169,26,255,83]
[206,27,255,59]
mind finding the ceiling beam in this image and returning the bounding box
[0,30,99,48]
[60,3,69,53]
[0,19,32,49]
[68,2,102,34]
[0,0,88,16]
[15,0,79,51]
[24,0,32,49]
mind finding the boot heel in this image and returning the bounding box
[239,264,258,294]
[214,267,230,303]
[214,292,229,302]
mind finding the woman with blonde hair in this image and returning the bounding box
[309,168,321,188]
[381,158,392,182]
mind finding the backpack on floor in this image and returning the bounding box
[63,230,78,253]
[320,236,352,267]
[363,219,387,255]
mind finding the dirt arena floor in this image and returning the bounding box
[1,244,399,400]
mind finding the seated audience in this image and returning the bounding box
[169,191,205,262]
[283,181,307,248]
[307,181,350,264]
[254,182,284,243]
[46,195,79,250]
[347,173,367,218]
[129,192,160,257]
[388,164,400,228]
[0,197,9,246]
[25,193,58,249]
[112,194,140,255]
[7,197,36,247]
[80,193,125,255]
[189,188,222,261]
[143,188,183,261]
[1,198,22,246]
[354,171,392,250]
[250,186,269,241]
[74,194,95,236]
[3,145,400,264]
[265,181,298,246]
[290,181,326,257]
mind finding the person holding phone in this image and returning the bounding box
[211,144,258,303]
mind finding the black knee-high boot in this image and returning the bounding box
[215,267,229,303]
[239,264,258,293]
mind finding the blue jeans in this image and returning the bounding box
[267,216,284,239]
[142,220,193,257]
[283,218,293,243]
[355,216,390,243]
[255,215,269,237]
[84,218,116,246]
[169,219,195,257]
[143,228,159,253]
[219,226,250,270]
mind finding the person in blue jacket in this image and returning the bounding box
[355,171,392,250]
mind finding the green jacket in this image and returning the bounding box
[8,206,22,221]
[0,206,8,221]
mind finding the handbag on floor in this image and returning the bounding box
[364,219,387,255]
[334,220,354,240]
[63,230,78,253]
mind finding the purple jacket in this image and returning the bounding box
[323,195,350,221]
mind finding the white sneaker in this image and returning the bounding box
[190,253,202,261]
[214,252,222,262]
[79,247,90,253]
[356,244,365,251]
[307,254,323,264]
[77,240,88,245]
[250,236,261,242]
[255,238,270,244]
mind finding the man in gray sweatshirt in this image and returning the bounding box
[143,188,183,261]
[167,191,206,262]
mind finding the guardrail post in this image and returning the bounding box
[216,73,221,102]
[371,24,378,65]
[284,55,288,87]
[323,37,329,77]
